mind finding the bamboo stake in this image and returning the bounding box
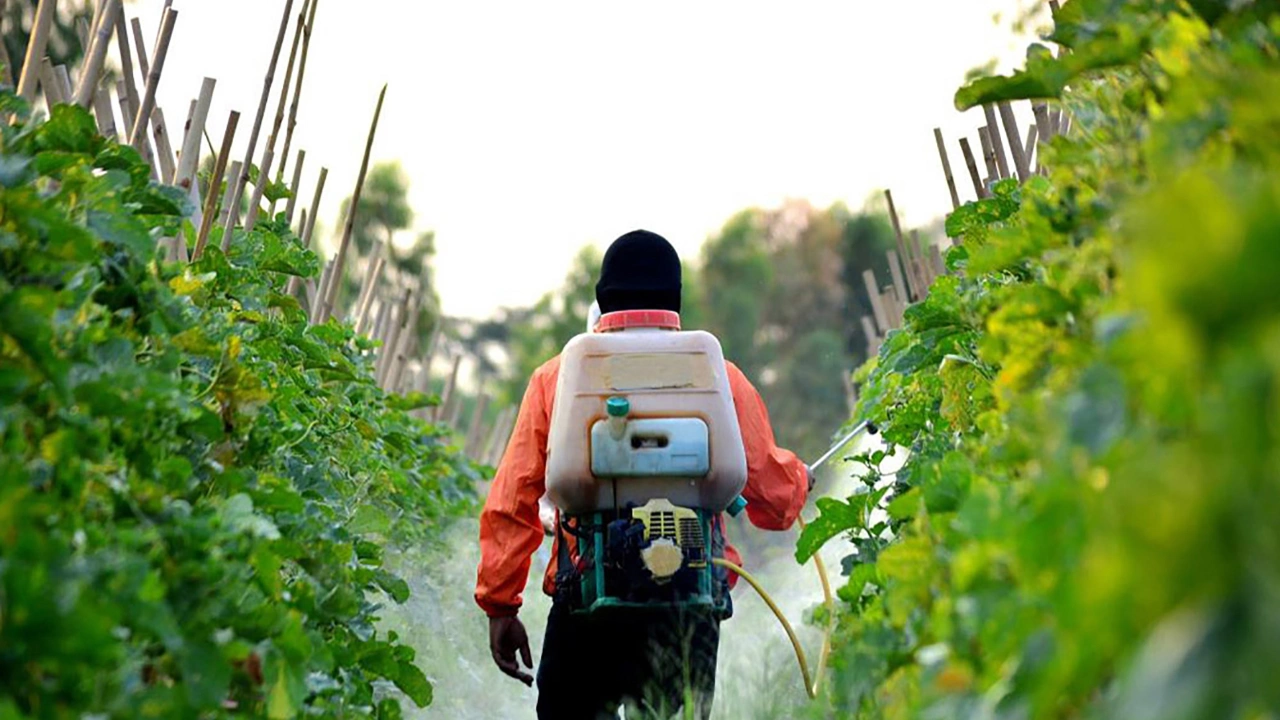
[353,240,384,313]
[320,85,388,325]
[419,323,442,387]
[465,393,490,458]
[311,259,334,323]
[175,78,215,190]
[886,250,909,307]
[243,148,274,230]
[276,0,320,195]
[408,365,431,420]
[152,0,174,48]
[369,300,390,346]
[933,128,960,211]
[376,292,410,384]
[959,137,986,199]
[17,0,56,103]
[911,230,933,289]
[1023,124,1038,173]
[53,64,72,101]
[480,407,505,463]
[998,101,1031,182]
[481,406,513,465]
[861,269,891,335]
[883,189,922,301]
[930,244,947,277]
[385,295,420,391]
[436,355,462,423]
[128,12,161,183]
[881,289,902,329]
[113,6,140,133]
[491,407,519,465]
[445,390,464,432]
[193,110,240,259]
[1033,102,1053,173]
[978,127,999,187]
[221,0,297,250]
[354,256,386,335]
[73,0,121,108]
[982,104,1011,179]
[130,17,149,76]
[129,8,176,150]
[76,17,90,54]
[284,149,306,222]
[151,107,177,183]
[115,79,132,131]
[216,161,242,246]
[250,0,308,227]
[301,273,316,306]
[859,315,880,357]
[372,303,399,375]
[301,167,328,253]
[181,98,196,149]
[92,88,117,138]
[39,59,66,108]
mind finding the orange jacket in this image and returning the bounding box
[475,354,809,618]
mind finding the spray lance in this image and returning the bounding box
[712,419,880,700]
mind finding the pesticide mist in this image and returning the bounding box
[378,433,898,719]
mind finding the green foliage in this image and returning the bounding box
[814,3,1280,717]
[0,97,478,718]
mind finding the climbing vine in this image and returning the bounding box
[804,2,1280,717]
[0,96,481,718]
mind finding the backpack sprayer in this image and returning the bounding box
[544,309,746,618]
[542,306,879,698]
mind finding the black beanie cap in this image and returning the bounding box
[594,230,682,314]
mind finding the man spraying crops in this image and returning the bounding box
[476,230,814,719]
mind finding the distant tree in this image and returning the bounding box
[337,162,413,259]
[835,207,896,360]
[695,209,775,379]
[330,162,442,337]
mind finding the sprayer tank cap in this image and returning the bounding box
[606,397,630,418]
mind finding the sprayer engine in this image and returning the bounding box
[555,497,733,617]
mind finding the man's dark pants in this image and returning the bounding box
[535,601,720,719]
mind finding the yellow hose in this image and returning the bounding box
[712,516,836,701]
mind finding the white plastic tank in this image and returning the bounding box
[544,311,748,514]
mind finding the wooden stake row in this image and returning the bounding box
[7,2,504,459]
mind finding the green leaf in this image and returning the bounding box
[87,208,152,254]
[0,153,34,186]
[350,505,391,535]
[0,287,69,396]
[220,494,281,539]
[34,105,101,155]
[179,641,232,709]
[375,570,411,603]
[795,490,887,564]
[394,661,434,708]
[837,562,880,604]
[263,179,293,203]
[265,653,307,720]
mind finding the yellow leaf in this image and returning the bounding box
[169,270,216,297]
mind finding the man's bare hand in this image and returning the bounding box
[489,616,534,686]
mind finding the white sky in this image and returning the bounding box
[132,0,1046,320]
